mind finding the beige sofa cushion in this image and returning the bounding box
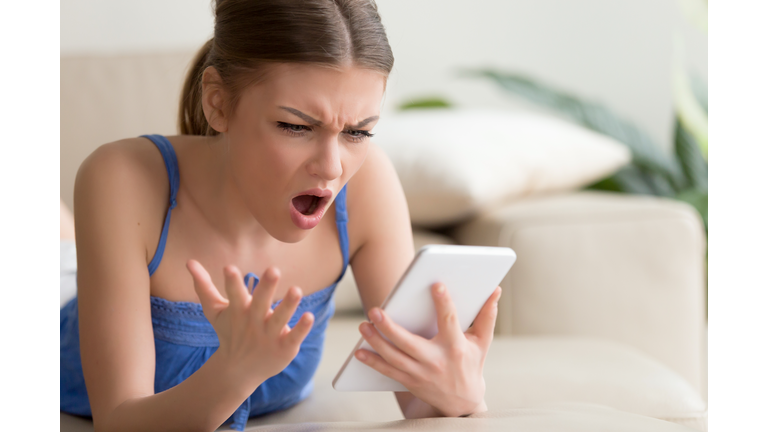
[241,404,699,431]
[484,337,707,431]
[63,404,698,432]
[451,191,707,394]
[60,52,194,209]
[373,109,631,228]
[235,316,705,430]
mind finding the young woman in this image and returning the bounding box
[60,1,501,430]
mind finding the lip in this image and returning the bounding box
[289,188,333,230]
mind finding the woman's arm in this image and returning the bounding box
[346,145,414,314]
[345,145,439,418]
[75,143,307,432]
[347,144,497,419]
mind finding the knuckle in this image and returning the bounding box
[398,373,416,388]
[389,355,408,370]
[429,357,447,374]
[447,343,466,360]
[400,341,415,354]
[443,312,456,326]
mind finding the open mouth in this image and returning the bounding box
[289,188,332,230]
[292,194,323,216]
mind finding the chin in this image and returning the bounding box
[276,226,314,244]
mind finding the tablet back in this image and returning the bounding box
[332,245,516,391]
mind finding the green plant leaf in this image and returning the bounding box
[399,97,453,111]
[676,189,708,232]
[674,118,708,192]
[465,70,688,195]
[591,165,677,197]
[672,38,708,159]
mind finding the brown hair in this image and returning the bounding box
[178,0,394,136]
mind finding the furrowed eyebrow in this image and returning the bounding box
[278,106,379,129]
[279,106,322,126]
[349,116,379,129]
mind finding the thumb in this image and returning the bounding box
[466,287,501,348]
[187,259,228,320]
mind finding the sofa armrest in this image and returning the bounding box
[450,191,706,393]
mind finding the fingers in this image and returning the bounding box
[187,260,227,318]
[355,349,413,387]
[466,287,501,348]
[431,283,463,343]
[367,307,429,361]
[269,286,303,334]
[223,265,249,309]
[359,322,420,375]
[250,267,280,317]
[285,312,315,345]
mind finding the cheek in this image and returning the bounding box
[232,125,300,175]
[342,143,370,180]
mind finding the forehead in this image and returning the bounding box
[239,63,386,123]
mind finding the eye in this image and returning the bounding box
[344,129,374,143]
[277,122,311,136]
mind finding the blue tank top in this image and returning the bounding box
[60,134,349,431]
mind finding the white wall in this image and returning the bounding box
[61,0,707,151]
[60,0,214,55]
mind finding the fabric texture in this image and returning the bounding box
[60,135,350,431]
[372,109,631,227]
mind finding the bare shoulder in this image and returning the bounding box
[345,143,411,259]
[76,137,168,206]
[74,137,170,265]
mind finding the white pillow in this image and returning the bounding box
[372,109,631,227]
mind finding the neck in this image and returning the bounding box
[179,134,280,250]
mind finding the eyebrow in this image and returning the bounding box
[278,106,379,129]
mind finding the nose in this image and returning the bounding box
[307,135,343,181]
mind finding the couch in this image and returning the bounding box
[60,52,708,431]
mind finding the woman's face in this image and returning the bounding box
[222,63,386,243]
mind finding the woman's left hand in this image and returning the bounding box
[355,283,502,418]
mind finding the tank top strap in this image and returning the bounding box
[141,134,180,277]
[333,184,350,283]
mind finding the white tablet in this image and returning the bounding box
[332,244,516,391]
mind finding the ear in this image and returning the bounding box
[201,66,229,133]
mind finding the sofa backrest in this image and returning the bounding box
[60,52,195,209]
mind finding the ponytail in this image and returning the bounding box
[178,38,217,136]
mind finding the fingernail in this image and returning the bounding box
[360,323,373,337]
[435,284,446,296]
[369,308,383,323]
[356,350,368,361]
[266,267,280,280]
[303,312,315,324]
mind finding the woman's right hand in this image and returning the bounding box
[186,260,315,384]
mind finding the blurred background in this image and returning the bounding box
[61,0,706,150]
